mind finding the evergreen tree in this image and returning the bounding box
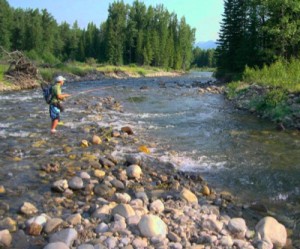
[24,9,43,53]
[85,22,98,59]
[105,1,128,65]
[216,0,249,77]
[0,0,12,50]
[41,9,57,55]
[178,17,195,70]
[10,8,26,51]
[69,21,81,61]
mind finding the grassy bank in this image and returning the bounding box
[38,62,171,81]
[0,62,183,91]
[226,58,300,128]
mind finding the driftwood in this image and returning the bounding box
[0,46,42,88]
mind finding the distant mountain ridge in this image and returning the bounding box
[196,40,217,49]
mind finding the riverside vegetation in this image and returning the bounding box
[225,58,300,130]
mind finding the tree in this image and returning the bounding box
[105,1,128,65]
[41,9,57,54]
[10,8,26,51]
[178,17,195,70]
[216,0,249,77]
[0,0,12,50]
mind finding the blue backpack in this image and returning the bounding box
[41,83,54,104]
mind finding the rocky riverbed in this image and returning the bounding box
[0,93,291,249]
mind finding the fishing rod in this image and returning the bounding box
[72,86,113,96]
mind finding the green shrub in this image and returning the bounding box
[226,81,249,99]
[39,68,56,82]
[86,57,97,66]
[264,89,287,108]
[269,105,291,122]
[0,64,9,83]
[243,58,300,92]
[42,52,60,65]
[25,50,41,62]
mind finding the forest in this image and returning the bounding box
[1,0,299,79]
[216,0,300,79]
[0,0,206,70]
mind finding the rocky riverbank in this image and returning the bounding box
[224,83,300,130]
[0,94,291,249]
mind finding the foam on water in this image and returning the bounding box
[7,131,31,138]
[0,93,41,102]
[157,151,226,172]
[0,123,13,128]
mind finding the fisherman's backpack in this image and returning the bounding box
[41,83,53,104]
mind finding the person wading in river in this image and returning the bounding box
[49,76,71,134]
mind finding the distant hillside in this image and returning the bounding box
[196,41,217,49]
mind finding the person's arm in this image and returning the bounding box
[56,86,70,100]
[57,93,70,100]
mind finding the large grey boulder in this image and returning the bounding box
[255,216,287,248]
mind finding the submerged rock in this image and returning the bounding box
[20,202,38,215]
[92,135,102,145]
[121,126,134,135]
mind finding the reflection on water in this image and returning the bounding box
[1,72,300,235]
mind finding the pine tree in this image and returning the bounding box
[0,0,12,50]
[105,1,128,65]
[216,0,249,77]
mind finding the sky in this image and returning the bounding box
[7,0,224,42]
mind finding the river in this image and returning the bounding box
[0,72,299,239]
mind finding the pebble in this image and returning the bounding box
[138,214,168,238]
[44,218,63,234]
[180,188,198,204]
[228,217,247,238]
[0,185,6,194]
[52,179,68,192]
[0,229,12,247]
[126,164,142,180]
[68,176,84,190]
[20,202,38,215]
[92,135,102,145]
[0,217,17,232]
[49,228,78,247]
[43,242,69,249]
[150,199,165,214]
[112,204,136,218]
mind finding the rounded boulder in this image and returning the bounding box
[138,214,168,238]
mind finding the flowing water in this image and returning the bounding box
[1,72,300,238]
